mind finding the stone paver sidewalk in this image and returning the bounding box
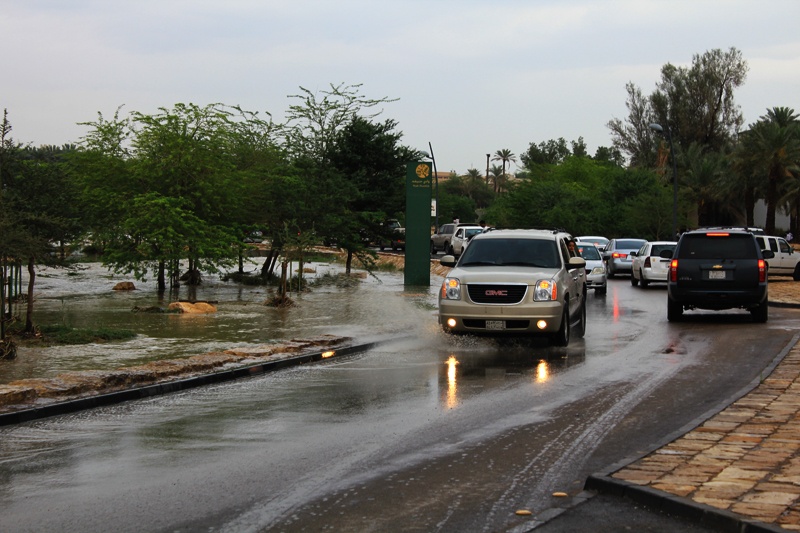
[611,342,800,530]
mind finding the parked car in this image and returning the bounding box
[603,238,647,278]
[576,235,610,251]
[430,223,458,254]
[665,228,773,322]
[450,225,485,256]
[437,228,586,345]
[630,241,677,287]
[576,243,607,294]
[754,234,800,280]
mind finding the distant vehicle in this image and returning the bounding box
[437,228,586,345]
[603,238,647,278]
[450,225,484,255]
[431,223,477,254]
[576,235,609,251]
[665,228,773,322]
[378,219,405,251]
[754,234,800,280]
[630,241,677,287]
[576,242,607,295]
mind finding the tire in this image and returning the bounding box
[641,278,650,288]
[379,243,386,251]
[667,296,683,322]
[595,284,607,295]
[430,241,436,254]
[751,299,768,323]
[630,271,639,286]
[551,307,571,346]
[606,263,615,279]
[447,243,455,255]
[574,299,586,338]
[794,264,800,281]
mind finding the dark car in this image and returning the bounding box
[665,229,774,322]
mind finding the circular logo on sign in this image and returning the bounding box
[416,164,431,179]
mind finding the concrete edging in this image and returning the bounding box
[0,338,402,426]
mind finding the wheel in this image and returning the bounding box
[447,243,455,255]
[379,243,386,251]
[551,307,571,346]
[794,264,800,281]
[630,270,639,286]
[606,263,615,279]
[641,278,650,288]
[667,296,683,322]
[595,284,607,296]
[751,299,768,323]
[574,299,586,338]
[430,241,436,254]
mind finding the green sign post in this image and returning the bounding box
[404,161,432,286]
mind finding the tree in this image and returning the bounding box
[738,107,800,234]
[491,149,517,192]
[325,116,415,273]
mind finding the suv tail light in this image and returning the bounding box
[758,259,767,282]
[669,259,678,282]
[644,257,652,268]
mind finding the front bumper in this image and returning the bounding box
[438,299,564,334]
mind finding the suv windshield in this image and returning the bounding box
[460,238,560,268]
[678,233,757,260]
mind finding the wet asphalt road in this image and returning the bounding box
[0,278,798,532]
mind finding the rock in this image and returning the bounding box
[112,281,136,291]
[167,301,217,314]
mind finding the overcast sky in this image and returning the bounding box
[3,0,800,173]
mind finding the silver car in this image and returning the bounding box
[604,238,647,278]
[576,242,607,294]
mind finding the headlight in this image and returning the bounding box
[590,267,606,275]
[534,279,557,301]
[442,277,461,300]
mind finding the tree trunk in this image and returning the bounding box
[24,256,35,334]
[157,260,166,292]
[345,250,353,275]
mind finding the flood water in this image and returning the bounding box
[1,257,440,385]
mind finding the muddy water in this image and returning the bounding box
[0,259,440,384]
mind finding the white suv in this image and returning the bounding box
[755,235,800,280]
[437,229,587,345]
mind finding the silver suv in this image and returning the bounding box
[437,229,587,345]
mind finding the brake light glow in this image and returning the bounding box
[612,252,626,259]
[670,259,678,282]
[759,259,767,282]
[706,232,730,237]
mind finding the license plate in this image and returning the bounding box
[486,320,505,330]
[709,270,726,280]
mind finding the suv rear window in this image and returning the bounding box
[461,238,559,268]
[678,233,758,260]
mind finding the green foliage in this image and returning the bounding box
[35,324,136,345]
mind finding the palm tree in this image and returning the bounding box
[741,108,800,234]
[491,149,517,193]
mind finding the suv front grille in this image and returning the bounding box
[467,283,527,304]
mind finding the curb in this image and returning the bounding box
[583,476,786,533]
[0,338,405,427]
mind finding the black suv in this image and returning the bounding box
[665,229,774,322]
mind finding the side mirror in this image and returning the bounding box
[659,250,673,259]
[629,251,638,257]
[440,255,457,268]
[568,256,586,269]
